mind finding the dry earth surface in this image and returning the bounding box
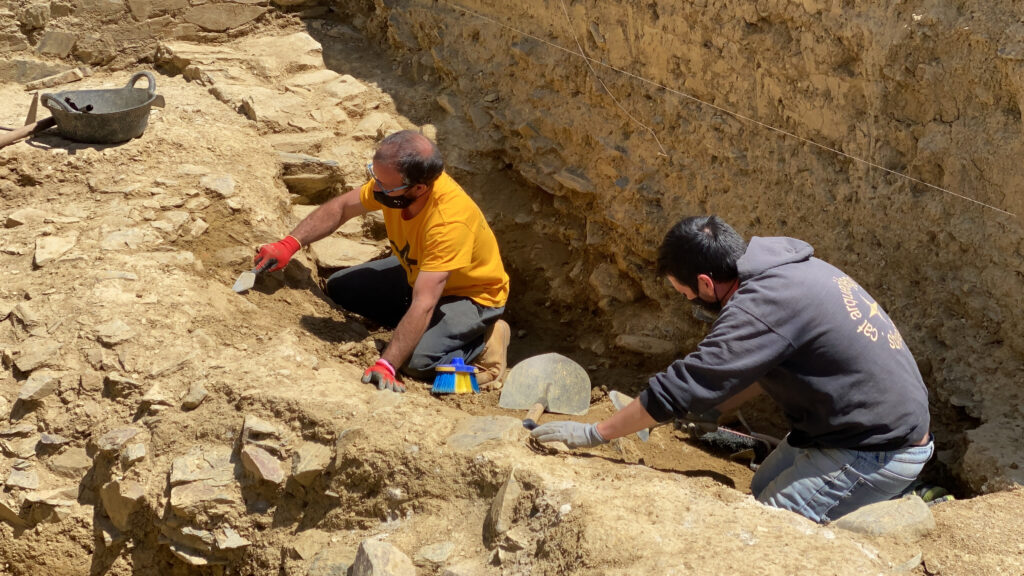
[1,1,1023,575]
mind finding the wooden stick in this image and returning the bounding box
[0,117,56,149]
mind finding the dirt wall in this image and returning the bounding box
[341,0,1024,492]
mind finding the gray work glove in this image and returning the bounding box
[530,421,607,449]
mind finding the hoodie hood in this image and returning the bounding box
[738,236,814,281]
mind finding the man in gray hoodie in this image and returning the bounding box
[530,215,933,523]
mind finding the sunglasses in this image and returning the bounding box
[366,163,410,196]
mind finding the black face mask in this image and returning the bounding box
[374,189,416,210]
[690,297,722,324]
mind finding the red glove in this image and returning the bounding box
[254,235,300,272]
[362,359,405,393]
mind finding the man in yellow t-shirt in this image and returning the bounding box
[254,131,511,393]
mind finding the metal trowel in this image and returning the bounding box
[232,259,276,293]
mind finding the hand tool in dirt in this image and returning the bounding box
[232,259,276,293]
[0,92,56,150]
[498,353,591,428]
[432,357,479,394]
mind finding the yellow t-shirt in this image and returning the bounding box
[359,172,509,308]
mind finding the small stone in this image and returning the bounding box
[181,381,208,410]
[1,436,39,459]
[5,469,40,490]
[291,441,331,486]
[103,373,142,398]
[95,427,144,454]
[833,495,935,538]
[169,480,242,518]
[215,527,250,550]
[0,423,37,438]
[121,442,147,467]
[141,384,174,407]
[170,446,234,486]
[38,433,68,446]
[48,447,92,478]
[18,370,61,401]
[415,541,455,566]
[100,480,145,531]
[34,233,78,266]
[14,338,61,372]
[0,497,26,528]
[351,540,415,576]
[94,319,134,346]
[242,415,280,439]
[200,174,235,198]
[189,218,209,237]
[241,445,284,484]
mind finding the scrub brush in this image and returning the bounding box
[431,357,479,394]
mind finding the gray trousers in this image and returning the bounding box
[325,256,504,379]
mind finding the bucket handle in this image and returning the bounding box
[126,71,157,98]
[41,93,74,114]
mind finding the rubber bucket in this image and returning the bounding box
[41,71,166,144]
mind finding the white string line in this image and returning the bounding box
[555,0,668,157]
[441,1,1017,218]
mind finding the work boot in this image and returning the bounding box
[474,319,510,390]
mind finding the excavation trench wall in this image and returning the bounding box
[338,0,1024,493]
[1,0,1021,494]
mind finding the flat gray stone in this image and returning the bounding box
[446,416,524,451]
[833,495,935,538]
[95,427,144,454]
[170,445,234,486]
[199,174,235,198]
[215,527,250,550]
[184,4,265,32]
[169,479,242,518]
[5,469,40,490]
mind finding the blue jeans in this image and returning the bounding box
[750,436,934,523]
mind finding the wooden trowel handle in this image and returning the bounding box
[0,117,56,149]
[522,402,545,430]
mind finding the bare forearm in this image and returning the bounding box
[595,398,658,441]
[289,189,363,246]
[381,303,433,368]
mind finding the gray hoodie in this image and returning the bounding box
[640,236,930,450]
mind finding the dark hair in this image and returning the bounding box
[656,215,747,291]
[373,130,444,187]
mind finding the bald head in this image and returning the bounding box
[373,130,444,187]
